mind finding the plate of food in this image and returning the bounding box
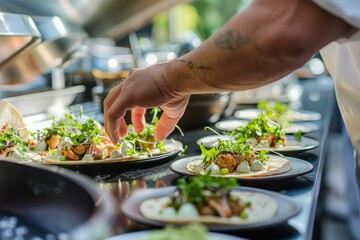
[197,135,319,155]
[107,224,246,240]
[235,108,321,122]
[200,112,319,154]
[177,138,313,181]
[234,101,321,122]
[215,120,320,134]
[197,112,319,154]
[0,102,182,170]
[121,175,300,231]
[170,156,313,181]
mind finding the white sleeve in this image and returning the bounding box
[312,0,360,42]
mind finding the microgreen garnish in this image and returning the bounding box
[294,130,302,141]
[230,112,285,141]
[200,143,219,168]
[169,174,238,210]
[47,114,102,146]
[257,149,270,162]
[0,127,28,151]
[258,100,289,116]
[179,144,188,158]
[124,108,165,154]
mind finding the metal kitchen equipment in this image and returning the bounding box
[0,12,40,71]
[0,0,187,39]
[0,15,87,87]
[0,0,187,85]
[0,159,115,239]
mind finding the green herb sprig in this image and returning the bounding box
[170,174,238,210]
[0,127,28,151]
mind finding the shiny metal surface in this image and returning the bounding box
[0,159,116,239]
[0,12,40,66]
[0,0,187,38]
[0,16,87,86]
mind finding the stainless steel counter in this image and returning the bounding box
[65,76,335,239]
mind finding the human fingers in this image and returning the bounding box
[103,84,123,135]
[131,107,146,134]
[105,88,133,143]
[118,117,128,139]
[154,112,180,141]
[103,67,142,128]
[154,96,190,140]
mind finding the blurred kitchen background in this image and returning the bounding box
[0,0,352,239]
[0,0,325,118]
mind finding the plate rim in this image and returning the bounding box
[234,108,321,122]
[170,155,313,182]
[214,119,249,131]
[214,119,320,134]
[107,230,247,240]
[22,139,183,167]
[196,135,319,153]
[121,186,301,231]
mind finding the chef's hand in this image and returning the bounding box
[103,62,190,144]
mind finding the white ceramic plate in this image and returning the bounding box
[170,155,313,182]
[121,186,300,231]
[234,109,321,122]
[215,120,320,134]
[107,231,246,240]
[196,135,319,154]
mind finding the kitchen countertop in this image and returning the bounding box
[71,76,335,239]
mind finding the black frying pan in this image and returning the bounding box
[0,159,115,239]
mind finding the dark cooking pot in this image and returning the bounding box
[177,93,231,130]
[0,160,115,239]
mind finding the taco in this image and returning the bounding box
[30,111,122,162]
[139,175,278,225]
[187,155,291,178]
[228,112,287,149]
[188,139,291,178]
[0,101,39,161]
[0,101,28,139]
[31,108,169,163]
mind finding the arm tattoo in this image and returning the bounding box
[215,28,263,53]
[215,31,247,50]
[174,59,212,70]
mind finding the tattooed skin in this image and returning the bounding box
[174,59,212,70]
[215,29,262,53]
[215,31,248,50]
[175,29,261,70]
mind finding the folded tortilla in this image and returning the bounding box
[186,156,291,178]
[0,101,28,139]
[140,191,278,225]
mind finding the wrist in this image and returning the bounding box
[160,59,196,97]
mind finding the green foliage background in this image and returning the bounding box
[191,0,245,40]
[152,0,251,42]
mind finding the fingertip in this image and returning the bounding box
[111,135,120,145]
[154,130,168,141]
[154,120,173,141]
[155,112,181,141]
[131,107,146,134]
[118,118,128,138]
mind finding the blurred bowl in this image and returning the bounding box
[0,159,115,239]
[92,68,129,90]
[2,85,86,116]
[178,93,230,130]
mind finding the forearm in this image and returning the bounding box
[163,0,353,96]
